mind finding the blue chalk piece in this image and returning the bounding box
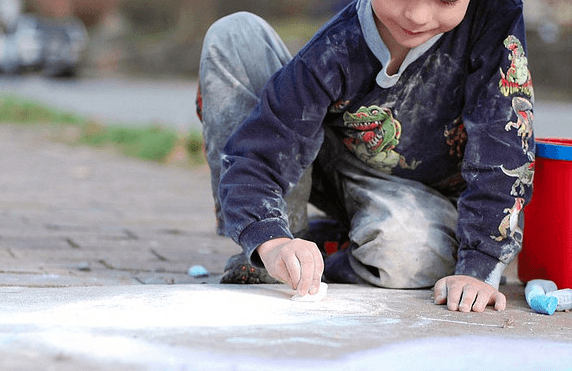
[525,285,545,306]
[530,295,558,315]
[189,265,209,277]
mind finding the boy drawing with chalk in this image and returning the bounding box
[197,0,534,312]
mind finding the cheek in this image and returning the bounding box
[372,3,393,24]
[438,12,467,33]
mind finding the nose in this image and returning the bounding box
[403,0,433,28]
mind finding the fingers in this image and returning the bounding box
[458,285,479,312]
[468,286,507,312]
[288,241,324,296]
[309,246,324,295]
[433,275,506,313]
[433,278,447,305]
[257,238,323,296]
[278,254,299,289]
[490,291,507,311]
[471,289,492,312]
[445,280,463,312]
[257,237,294,285]
[284,248,308,291]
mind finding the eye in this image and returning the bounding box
[440,0,459,5]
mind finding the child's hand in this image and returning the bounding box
[257,238,324,296]
[433,275,506,312]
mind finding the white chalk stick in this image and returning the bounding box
[547,289,572,311]
[291,282,328,302]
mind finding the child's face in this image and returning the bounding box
[372,0,470,49]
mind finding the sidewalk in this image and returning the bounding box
[0,125,571,370]
[0,124,238,287]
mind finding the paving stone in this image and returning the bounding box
[0,125,230,287]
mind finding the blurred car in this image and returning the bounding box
[0,0,21,31]
[13,15,43,72]
[0,0,20,74]
[0,13,88,77]
[0,31,19,74]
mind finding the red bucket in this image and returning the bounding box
[519,138,572,288]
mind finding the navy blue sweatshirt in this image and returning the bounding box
[219,0,534,287]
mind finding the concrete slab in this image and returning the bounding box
[1,284,571,370]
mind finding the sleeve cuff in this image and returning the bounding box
[455,249,508,289]
[239,218,294,267]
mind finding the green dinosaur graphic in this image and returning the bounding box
[499,35,533,97]
[342,105,420,172]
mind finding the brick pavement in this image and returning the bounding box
[0,124,240,287]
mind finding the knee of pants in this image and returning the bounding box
[201,12,261,73]
[348,195,459,289]
[200,12,290,82]
[350,225,458,289]
[202,12,265,50]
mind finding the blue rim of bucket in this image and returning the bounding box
[536,138,572,161]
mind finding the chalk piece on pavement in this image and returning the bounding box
[291,282,328,302]
[188,265,210,277]
[530,295,558,315]
[547,289,572,311]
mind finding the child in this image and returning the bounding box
[197,0,534,312]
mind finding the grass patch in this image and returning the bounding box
[79,123,179,162]
[0,94,205,165]
[0,94,85,125]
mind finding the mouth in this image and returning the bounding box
[401,27,425,36]
[360,130,385,152]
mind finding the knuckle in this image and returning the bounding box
[297,252,314,264]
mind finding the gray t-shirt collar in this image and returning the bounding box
[356,0,442,88]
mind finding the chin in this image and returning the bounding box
[398,37,431,49]
[397,33,437,48]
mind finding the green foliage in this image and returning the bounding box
[0,95,84,125]
[77,124,179,162]
[113,126,178,162]
[186,130,203,156]
[185,129,206,165]
[0,94,204,165]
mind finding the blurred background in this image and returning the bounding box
[0,0,570,162]
[0,0,570,88]
[0,0,359,78]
